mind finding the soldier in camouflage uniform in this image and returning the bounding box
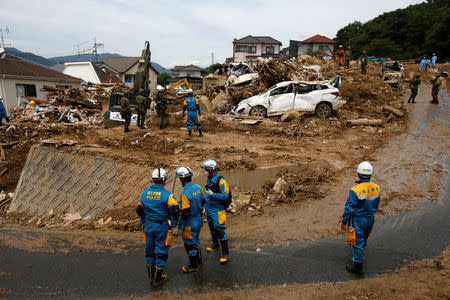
[136,89,148,129]
[155,85,167,130]
[407,74,421,103]
[344,46,352,69]
[120,93,132,133]
[430,74,441,104]
[360,51,368,74]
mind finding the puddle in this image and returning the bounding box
[166,164,301,195]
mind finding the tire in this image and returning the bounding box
[249,105,267,117]
[315,102,332,118]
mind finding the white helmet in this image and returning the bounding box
[357,161,373,176]
[157,85,164,91]
[176,166,193,178]
[187,89,193,95]
[201,159,218,171]
[151,167,168,183]
[0,96,3,100]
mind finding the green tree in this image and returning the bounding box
[335,1,450,60]
[157,73,172,87]
[206,63,222,74]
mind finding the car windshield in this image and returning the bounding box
[270,84,293,96]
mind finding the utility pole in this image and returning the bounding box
[211,52,214,65]
[0,26,11,49]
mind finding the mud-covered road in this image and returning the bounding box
[0,90,448,299]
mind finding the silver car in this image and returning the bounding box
[232,76,345,118]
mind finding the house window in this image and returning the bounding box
[266,46,274,54]
[16,84,37,97]
[248,46,256,53]
[56,85,71,89]
[124,75,133,83]
[235,46,246,52]
[318,44,325,50]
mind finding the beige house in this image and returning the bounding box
[0,52,82,112]
[172,65,204,78]
[233,35,282,67]
[103,57,159,95]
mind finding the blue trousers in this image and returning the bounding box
[181,223,202,255]
[350,216,374,263]
[186,111,201,130]
[206,206,228,241]
[144,221,173,267]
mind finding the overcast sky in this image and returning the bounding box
[1,0,424,68]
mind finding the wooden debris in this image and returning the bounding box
[346,119,384,127]
[239,119,262,125]
[383,105,404,117]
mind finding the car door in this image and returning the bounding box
[294,84,321,112]
[267,84,295,116]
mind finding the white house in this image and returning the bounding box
[59,61,122,84]
[233,35,282,67]
[297,35,337,56]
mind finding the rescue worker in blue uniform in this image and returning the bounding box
[0,97,9,126]
[202,159,231,264]
[176,166,205,273]
[341,161,381,274]
[136,167,180,287]
[182,89,202,137]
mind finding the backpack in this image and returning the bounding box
[206,175,232,209]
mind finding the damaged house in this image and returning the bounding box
[0,50,82,112]
[232,35,282,67]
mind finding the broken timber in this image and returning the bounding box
[346,119,384,127]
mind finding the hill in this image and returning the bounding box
[5,48,172,74]
[5,47,55,67]
[335,0,450,60]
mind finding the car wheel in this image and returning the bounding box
[250,106,267,117]
[315,102,332,118]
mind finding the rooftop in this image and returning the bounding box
[300,35,337,44]
[234,35,282,45]
[0,53,82,82]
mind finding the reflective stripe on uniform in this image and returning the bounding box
[351,182,381,201]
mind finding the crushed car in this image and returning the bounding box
[231,76,345,118]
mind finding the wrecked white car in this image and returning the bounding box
[232,76,345,118]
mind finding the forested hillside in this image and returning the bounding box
[335,0,449,60]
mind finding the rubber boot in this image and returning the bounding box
[196,246,203,265]
[407,97,411,103]
[206,238,219,252]
[152,266,168,288]
[219,239,229,264]
[182,254,199,273]
[345,261,363,275]
[147,264,155,285]
[188,130,192,137]
[199,129,203,137]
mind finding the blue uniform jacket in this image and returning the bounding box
[342,178,381,224]
[0,102,7,118]
[139,184,179,227]
[179,182,204,229]
[183,97,201,114]
[205,173,229,210]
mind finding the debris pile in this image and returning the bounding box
[6,83,130,127]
